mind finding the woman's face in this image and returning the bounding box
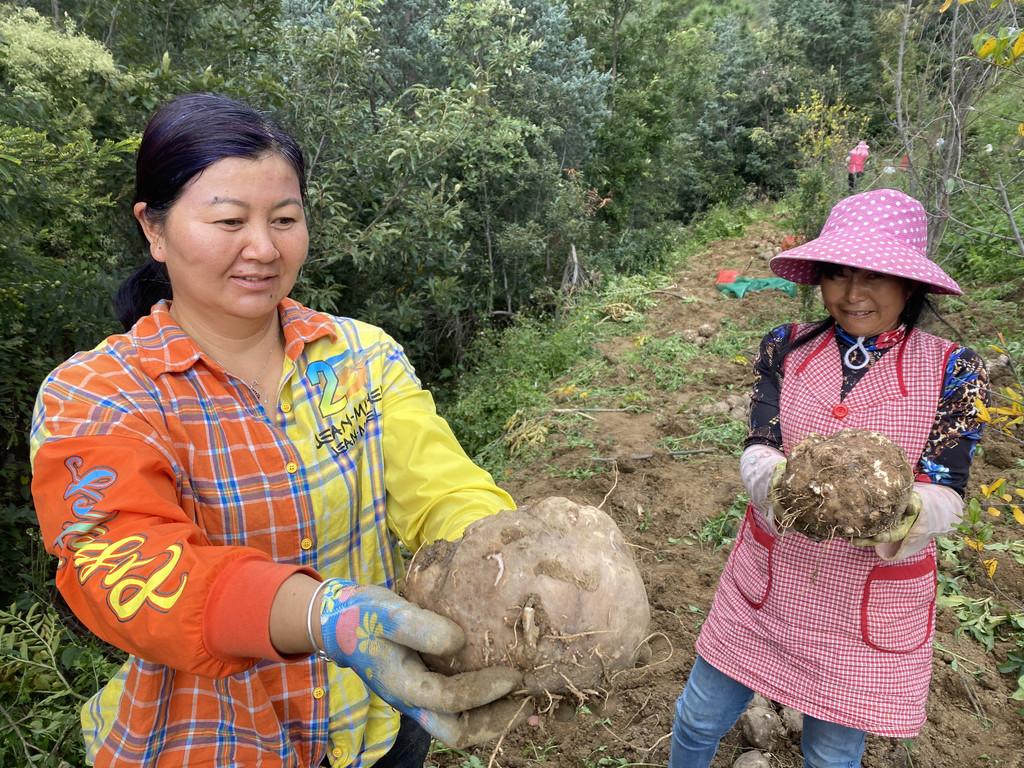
[819,265,910,337]
[135,153,308,330]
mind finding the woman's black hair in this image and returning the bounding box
[783,262,936,361]
[114,92,306,330]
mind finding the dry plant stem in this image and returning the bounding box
[986,388,1024,408]
[647,731,672,757]
[991,430,1024,448]
[621,692,654,731]
[486,696,531,768]
[610,631,675,687]
[599,461,619,510]
[646,289,693,301]
[537,689,559,715]
[627,542,656,553]
[996,172,1024,257]
[933,642,986,676]
[990,581,1024,614]
[543,629,613,641]
[557,670,590,702]
[599,718,653,751]
[592,447,718,462]
[958,670,989,724]
[552,407,631,413]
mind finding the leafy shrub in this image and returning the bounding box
[443,314,598,472]
[0,600,124,767]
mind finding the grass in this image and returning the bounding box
[523,738,561,763]
[701,318,765,359]
[681,417,749,455]
[695,493,748,549]
[427,744,485,768]
[622,334,704,391]
[547,461,608,480]
[440,204,764,479]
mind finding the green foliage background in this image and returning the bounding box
[1,0,1021,763]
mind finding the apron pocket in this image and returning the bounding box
[860,554,937,653]
[730,504,775,609]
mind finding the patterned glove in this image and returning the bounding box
[850,492,923,547]
[315,578,524,747]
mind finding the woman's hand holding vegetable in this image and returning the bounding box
[850,492,922,547]
[313,578,524,747]
[739,444,787,532]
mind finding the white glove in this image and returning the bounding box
[739,444,787,533]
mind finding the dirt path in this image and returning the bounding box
[431,222,1024,768]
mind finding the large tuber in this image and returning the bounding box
[774,429,913,540]
[403,497,651,695]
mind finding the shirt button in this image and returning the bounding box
[300,537,313,551]
[332,747,344,759]
[832,404,850,419]
[313,686,325,699]
[281,402,292,413]
[286,461,298,474]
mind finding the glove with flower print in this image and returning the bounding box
[316,578,525,747]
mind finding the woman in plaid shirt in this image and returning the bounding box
[30,93,523,767]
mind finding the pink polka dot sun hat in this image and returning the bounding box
[770,188,962,295]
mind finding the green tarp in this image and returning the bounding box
[716,276,798,298]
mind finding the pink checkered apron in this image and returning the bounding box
[696,325,956,736]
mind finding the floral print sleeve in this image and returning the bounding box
[745,324,791,451]
[917,346,988,495]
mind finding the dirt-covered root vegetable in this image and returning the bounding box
[774,429,913,540]
[733,751,771,768]
[779,705,803,735]
[740,703,784,751]
[402,497,651,696]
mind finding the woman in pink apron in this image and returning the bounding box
[847,141,870,191]
[670,189,988,767]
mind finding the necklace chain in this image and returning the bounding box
[244,339,279,403]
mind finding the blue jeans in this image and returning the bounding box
[670,656,867,768]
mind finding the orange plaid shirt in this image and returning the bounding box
[30,298,514,767]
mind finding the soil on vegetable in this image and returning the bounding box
[775,429,914,540]
[404,497,651,695]
[428,221,1024,768]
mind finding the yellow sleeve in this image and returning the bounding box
[378,339,515,549]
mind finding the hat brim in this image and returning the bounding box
[770,231,961,295]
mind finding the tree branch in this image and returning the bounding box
[995,173,1024,259]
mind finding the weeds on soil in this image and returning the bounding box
[936,336,1024,712]
[445,208,759,480]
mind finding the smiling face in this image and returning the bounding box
[819,265,911,337]
[134,153,308,333]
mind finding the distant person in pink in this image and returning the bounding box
[847,140,870,191]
